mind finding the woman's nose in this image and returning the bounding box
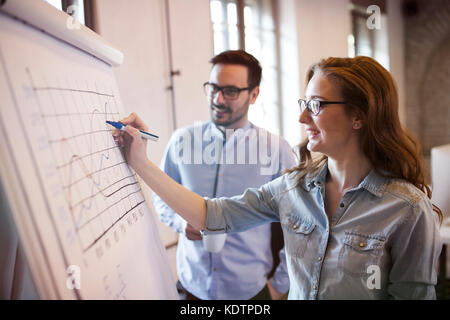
[299,108,311,124]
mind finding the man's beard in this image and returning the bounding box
[210,99,250,128]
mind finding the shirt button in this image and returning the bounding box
[292,224,298,230]
[313,285,318,290]
[339,203,345,208]
[359,242,365,248]
[318,257,322,261]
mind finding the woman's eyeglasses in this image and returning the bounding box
[203,82,252,100]
[298,99,346,116]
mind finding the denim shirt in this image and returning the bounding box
[205,163,443,299]
[153,121,296,299]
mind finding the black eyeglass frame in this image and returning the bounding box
[298,99,346,116]
[203,82,253,100]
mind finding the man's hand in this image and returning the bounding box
[185,223,202,240]
[267,279,285,300]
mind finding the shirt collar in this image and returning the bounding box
[305,162,328,190]
[357,169,388,198]
[305,161,388,197]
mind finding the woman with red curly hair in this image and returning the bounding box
[114,56,442,299]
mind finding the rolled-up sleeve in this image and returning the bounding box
[204,182,281,235]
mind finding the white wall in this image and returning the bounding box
[296,0,352,95]
[168,0,213,129]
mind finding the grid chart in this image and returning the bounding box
[26,67,145,253]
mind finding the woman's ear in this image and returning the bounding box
[351,113,364,130]
[352,121,362,129]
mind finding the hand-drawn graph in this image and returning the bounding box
[25,67,145,256]
[0,7,177,298]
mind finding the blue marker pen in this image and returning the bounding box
[106,120,159,142]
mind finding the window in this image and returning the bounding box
[45,0,95,31]
[209,0,281,135]
[210,0,240,53]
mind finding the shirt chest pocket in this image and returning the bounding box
[338,232,386,277]
[281,214,315,259]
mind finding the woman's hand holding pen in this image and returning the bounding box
[113,112,149,172]
[112,112,207,231]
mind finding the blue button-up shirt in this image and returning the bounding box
[205,163,443,299]
[152,121,296,299]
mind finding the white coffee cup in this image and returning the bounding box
[202,233,227,253]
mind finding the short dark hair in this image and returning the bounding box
[209,50,262,88]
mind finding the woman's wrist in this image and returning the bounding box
[132,157,151,176]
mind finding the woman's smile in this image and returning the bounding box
[306,128,321,139]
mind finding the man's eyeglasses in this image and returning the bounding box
[203,82,252,100]
[298,99,346,116]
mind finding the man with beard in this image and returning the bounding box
[152,50,295,300]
